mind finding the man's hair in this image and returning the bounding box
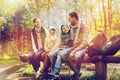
[69,11,79,21]
[33,18,39,23]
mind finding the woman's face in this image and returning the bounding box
[34,18,41,28]
[62,25,69,33]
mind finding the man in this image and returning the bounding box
[64,11,89,79]
[50,11,89,80]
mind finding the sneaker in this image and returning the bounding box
[48,72,60,79]
[72,72,82,80]
[36,71,41,78]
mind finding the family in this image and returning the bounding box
[19,12,89,80]
[20,11,90,80]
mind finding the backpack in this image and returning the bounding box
[87,33,107,56]
[101,35,120,56]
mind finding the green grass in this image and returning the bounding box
[110,70,120,80]
[0,55,21,65]
[22,65,95,80]
[80,74,95,80]
[22,64,35,76]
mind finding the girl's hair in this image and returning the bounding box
[61,24,70,35]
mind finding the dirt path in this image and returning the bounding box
[0,64,25,80]
[0,63,120,80]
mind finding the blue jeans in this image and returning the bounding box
[48,48,63,72]
[59,47,81,74]
[60,47,86,74]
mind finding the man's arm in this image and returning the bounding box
[69,23,89,58]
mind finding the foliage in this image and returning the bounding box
[0,0,119,57]
[0,56,20,65]
[22,64,35,75]
[110,69,120,80]
[80,74,95,80]
[114,51,120,56]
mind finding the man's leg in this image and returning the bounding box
[74,49,86,72]
[60,47,79,73]
[60,47,82,80]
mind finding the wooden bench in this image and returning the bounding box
[84,55,120,80]
[20,52,120,80]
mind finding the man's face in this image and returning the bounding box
[68,16,75,26]
[34,18,41,28]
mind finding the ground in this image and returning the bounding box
[0,63,120,80]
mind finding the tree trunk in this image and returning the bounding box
[90,0,97,32]
[108,0,112,37]
[102,0,107,34]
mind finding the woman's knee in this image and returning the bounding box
[60,52,68,59]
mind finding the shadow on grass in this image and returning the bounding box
[22,64,96,80]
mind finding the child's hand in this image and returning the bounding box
[83,53,89,61]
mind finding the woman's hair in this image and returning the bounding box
[61,24,70,35]
[33,18,39,23]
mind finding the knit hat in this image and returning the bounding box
[49,26,56,31]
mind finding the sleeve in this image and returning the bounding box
[51,36,61,51]
[31,33,38,52]
[82,23,90,44]
[77,24,90,50]
[44,36,49,51]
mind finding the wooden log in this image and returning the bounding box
[95,61,107,80]
[91,56,120,63]
[103,56,120,63]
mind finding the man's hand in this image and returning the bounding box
[69,50,76,60]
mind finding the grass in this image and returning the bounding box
[22,64,95,80]
[0,55,21,65]
[80,74,95,80]
[110,70,120,80]
[22,64,35,76]
[22,65,120,80]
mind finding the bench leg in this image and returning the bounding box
[95,61,107,80]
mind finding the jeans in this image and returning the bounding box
[48,48,63,72]
[60,47,80,74]
[74,49,87,71]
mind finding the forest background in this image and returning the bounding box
[0,0,120,57]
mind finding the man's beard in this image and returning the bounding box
[71,22,75,26]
